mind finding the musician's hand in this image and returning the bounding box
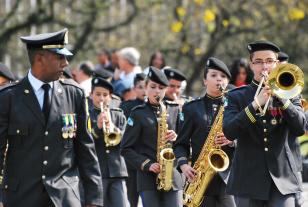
[149,163,160,174]
[180,164,197,182]
[96,112,108,129]
[165,130,177,142]
[255,85,271,106]
[215,132,232,146]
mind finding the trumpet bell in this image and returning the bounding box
[268,63,304,99]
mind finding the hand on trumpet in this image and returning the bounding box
[254,85,272,106]
[97,111,109,129]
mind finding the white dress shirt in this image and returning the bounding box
[28,70,53,109]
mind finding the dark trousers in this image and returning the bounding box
[200,180,236,207]
[139,189,182,207]
[235,185,296,207]
[126,169,139,207]
[102,178,129,207]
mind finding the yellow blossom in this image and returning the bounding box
[181,44,190,54]
[194,48,202,56]
[194,0,204,6]
[288,8,305,21]
[171,21,183,33]
[176,7,186,17]
[222,20,229,27]
[203,9,216,23]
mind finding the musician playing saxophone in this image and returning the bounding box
[121,67,183,207]
[174,57,236,207]
[89,77,129,207]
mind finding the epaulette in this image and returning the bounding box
[131,103,146,111]
[59,78,82,89]
[112,94,121,101]
[0,81,19,92]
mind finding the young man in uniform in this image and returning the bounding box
[89,77,129,207]
[223,40,306,207]
[174,57,236,207]
[121,67,183,207]
[0,29,103,207]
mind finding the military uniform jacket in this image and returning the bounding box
[174,95,234,195]
[120,98,144,119]
[89,106,128,178]
[120,101,183,192]
[223,80,306,200]
[0,77,103,207]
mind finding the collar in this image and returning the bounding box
[28,70,53,92]
[205,93,223,100]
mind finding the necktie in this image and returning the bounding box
[42,84,51,123]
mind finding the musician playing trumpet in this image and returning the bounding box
[174,57,236,207]
[89,77,129,207]
[223,40,306,207]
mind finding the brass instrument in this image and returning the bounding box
[156,96,175,191]
[100,102,122,147]
[183,86,230,207]
[255,63,304,115]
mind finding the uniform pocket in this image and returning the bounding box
[8,125,28,148]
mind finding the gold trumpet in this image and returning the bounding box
[100,102,122,147]
[255,63,304,115]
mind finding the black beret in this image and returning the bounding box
[0,63,15,81]
[206,57,231,79]
[20,28,73,56]
[247,40,280,54]
[163,68,186,81]
[278,52,289,62]
[92,77,113,92]
[147,66,169,86]
[63,68,73,79]
[93,68,113,79]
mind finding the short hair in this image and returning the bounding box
[133,73,146,86]
[27,49,45,65]
[97,48,111,60]
[78,61,94,77]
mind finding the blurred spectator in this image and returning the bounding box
[113,47,142,97]
[229,58,253,87]
[95,48,114,74]
[74,61,94,97]
[0,63,15,87]
[149,51,166,69]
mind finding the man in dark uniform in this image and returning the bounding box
[0,63,15,87]
[223,40,306,207]
[121,67,183,207]
[89,77,129,207]
[174,57,236,207]
[0,28,103,207]
[120,72,146,207]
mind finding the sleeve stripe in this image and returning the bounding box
[245,107,256,123]
[141,159,151,171]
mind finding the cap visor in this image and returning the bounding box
[48,48,73,56]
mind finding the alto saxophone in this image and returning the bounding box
[156,97,175,191]
[100,102,122,147]
[183,86,230,207]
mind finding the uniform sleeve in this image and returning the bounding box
[173,104,194,170]
[0,91,10,202]
[277,96,306,136]
[74,92,104,206]
[120,111,153,171]
[223,92,258,141]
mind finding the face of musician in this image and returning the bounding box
[91,86,111,108]
[146,80,167,105]
[134,80,146,100]
[0,76,10,86]
[249,50,278,82]
[165,79,182,101]
[203,69,229,97]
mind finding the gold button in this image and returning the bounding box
[265,147,268,151]
[16,130,20,134]
[264,138,267,142]
[45,131,48,136]
[106,150,110,154]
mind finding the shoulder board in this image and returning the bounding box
[0,81,19,92]
[59,78,82,89]
[110,107,123,112]
[131,103,146,111]
[112,94,121,100]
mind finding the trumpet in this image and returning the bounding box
[254,63,304,116]
[100,102,122,147]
